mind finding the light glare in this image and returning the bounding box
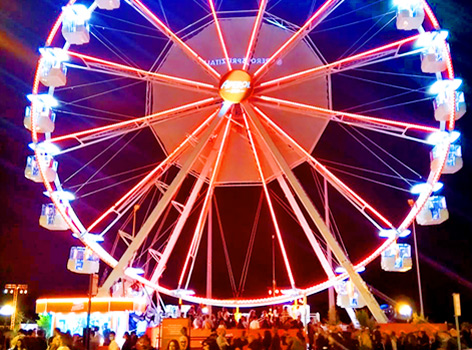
[410,182,443,195]
[27,94,59,107]
[398,303,413,317]
[335,266,366,274]
[39,47,69,62]
[427,131,461,145]
[429,78,462,95]
[0,305,14,316]
[378,229,411,238]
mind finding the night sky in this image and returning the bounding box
[1,0,472,326]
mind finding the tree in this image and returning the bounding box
[37,314,52,338]
[356,309,377,331]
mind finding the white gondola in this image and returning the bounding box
[336,279,366,309]
[24,155,58,183]
[39,48,68,87]
[24,105,56,133]
[416,195,449,225]
[24,94,58,133]
[433,90,466,121]
[421,51,447,74]
[62,5,91,45]
[395,0,424,30]
[67,246,100,274]
[430,143,463,174]
[96,0,120,10]
[39,203,69,231]
[381,243,412,272]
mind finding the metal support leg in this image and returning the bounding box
[244,103,387,323]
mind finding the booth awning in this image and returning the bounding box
[36,297,147,314]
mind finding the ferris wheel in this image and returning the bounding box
[26,0,465,322]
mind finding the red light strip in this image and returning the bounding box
[67,51,217,92]
[32,0,82,236]
[87,111,219,232]
[251,105,394,229]
[420,1,455,130]
[208,0,232,71]
[49,98,218,144]
[445,46,456,130]
[253,0,342,80]
[178,113,233,288]
[242,110,297,289]
[255,95,438,133]
[258,33,421,90]
[242,0,268,71]
[128,0,220,80]
[421,0,440,30]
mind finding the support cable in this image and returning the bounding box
[238,189,264,297]
[213,196,238,297]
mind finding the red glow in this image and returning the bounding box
[421,0,440,30]
[251,104,394,229]
[28,0,457,307]
[243,0,267,71]
[32,0,81,236]
[256,95,438,133]
[208,0,232,71]
[178,113,233,288]
[253,0,342,80]
[445,45,456,130]
[67,51,217,91]
[129,0,220,80]
[242,110,296,289]
[258,34,421,90]
[87,111,219,232]
[49,98,218,144]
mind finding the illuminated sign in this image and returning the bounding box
[207,57,269,66]
[219,70,253,103]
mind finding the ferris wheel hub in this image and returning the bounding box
[218,69,253,103]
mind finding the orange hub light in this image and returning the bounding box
[218,70,253,103]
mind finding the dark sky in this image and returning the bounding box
[1,0,472,325]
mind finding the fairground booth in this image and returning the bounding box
[35,297,147,342]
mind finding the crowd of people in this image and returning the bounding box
[186,306,305,330]
[0,327,154,350]
[184,306,472,350]
[193,318,472,350]
[1,311,472,350]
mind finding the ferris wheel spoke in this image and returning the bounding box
[47,98,220,154]
[253,0,345,81]
[250,104,395,231]
[242,0,268,71]
[178,113,234,290]
[208,0,232,71]
[275,174,337,279]
[254,95,439,140]
[66,51,217,93]
[244,102,388,323]
[242,110,297,290]
[97,104,228,296]
[256,33,422,93]
[149,161,214,285]
[87,110,219,233]
[125,0,221,81]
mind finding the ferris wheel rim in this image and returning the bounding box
[30,0,455,307]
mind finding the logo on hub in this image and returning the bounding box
[219,70,253,104]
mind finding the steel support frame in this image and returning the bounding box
[97,110,226,296]
[149,160,214,284]
[244,103,388,323]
